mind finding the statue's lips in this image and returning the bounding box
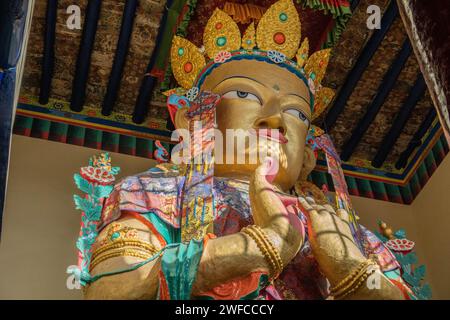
[249,129,289,144]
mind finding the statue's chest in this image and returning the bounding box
[212,178,253,237]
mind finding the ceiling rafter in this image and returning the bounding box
[323,0,398,130]
[38,0,57,105]
[372,75,426,168]
[102,0,138,116]
[396,107,436,169]
[340,39,412,161]
[70,0,102,112]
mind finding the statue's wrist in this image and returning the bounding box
[326,255,367,288]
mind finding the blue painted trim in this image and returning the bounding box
[316,121,441,182]
[17,103,173,138]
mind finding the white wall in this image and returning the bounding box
[0,135,156,299]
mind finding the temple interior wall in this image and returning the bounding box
[0,135,448,299]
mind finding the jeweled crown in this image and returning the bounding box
[170,0,334,120]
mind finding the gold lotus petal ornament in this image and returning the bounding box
[170,36,206,89]
[242,22,256,51]
[304,48,331,89]
[296,38,309,68]
[256,0,301,59]
[313,87,335,120]
[203,8,242,59]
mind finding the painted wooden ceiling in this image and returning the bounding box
[14,0,448,203]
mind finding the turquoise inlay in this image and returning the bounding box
[111,232,120,240]
[178,47,184,56]
[279,12,288,22]
[161,239,204,300]
[216,36,227,47]
[246,40,252,45]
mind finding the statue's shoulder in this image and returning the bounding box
[101,163,186,229]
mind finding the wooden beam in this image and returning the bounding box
[132,0,175,124]
[70,0,102,112]
[101,0,138,116]
[372,75,426,168]
[324,1,398,130]
[340,40,412,161]
[396,0,450,143]
[396,107,436,169]
[39,0,58,105]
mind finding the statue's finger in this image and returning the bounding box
[305,196,316,205]
[297,197,322,221]
[323,204,336,214]
[336,209,350,223]
[297,197,313,211]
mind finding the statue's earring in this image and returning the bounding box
[174,107,190,131]
[299,146,316,181]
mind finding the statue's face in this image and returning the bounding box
[199,59,313,190]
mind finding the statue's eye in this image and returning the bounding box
[284,108,310,127]
[223,90,261,104]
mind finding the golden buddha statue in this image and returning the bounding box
[72,0,414,300]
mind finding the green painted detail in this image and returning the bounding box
[216,36,227,47]
[279,12,288,22]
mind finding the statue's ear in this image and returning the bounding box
[299,146,317,181]
[173,107,190,131]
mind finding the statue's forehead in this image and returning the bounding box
[199,59,310,95]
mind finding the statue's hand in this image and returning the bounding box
[249,158,305,266]
[297,196,366,286]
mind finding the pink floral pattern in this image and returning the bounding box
[214,51,232,63]
[80,166,115,185]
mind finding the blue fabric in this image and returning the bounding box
[161,238,204,300]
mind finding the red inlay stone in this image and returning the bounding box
[215,22,223,30]
[273,32,286,45]
[184,62,193,73]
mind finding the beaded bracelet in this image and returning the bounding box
[90,248,156,272]
[331,259,379,299]
[242,225,284,280]
[91,239,157,260]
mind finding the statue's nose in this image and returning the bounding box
[254,113,287,136]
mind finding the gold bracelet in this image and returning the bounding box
[242,225,284,280]
[92,240,156,259]
[330,259,373,294]
[252,225,284,273]
[243,227,278,274]
[91,239,157,260]
[333,266,378,300]
[332,262,374,297]
[331,259,379,299]
[90,248,155,271]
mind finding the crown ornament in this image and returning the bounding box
[169,0,335,119]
